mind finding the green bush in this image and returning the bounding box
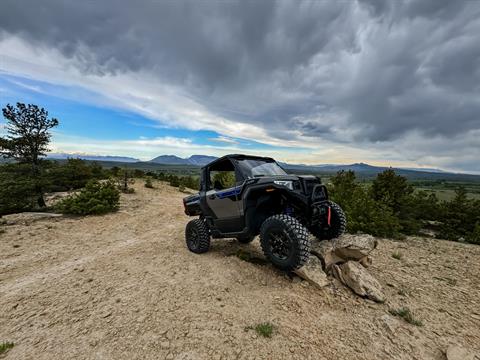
[438,188,480,242]
[371,169,421,235]
[212,171,236,189]
[144,177,154,188]
[329,171,401,238]
[0,341,14,355]
[56,180,120,215]
[45,159,107,191]
[466,222,480,245]
[0,163,39,215]
[389,307,423,326]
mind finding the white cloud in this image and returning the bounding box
[207,136,239,145]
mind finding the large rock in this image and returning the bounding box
[332,261,385,302]
[446,345,477,360]
[294,255,329,288]
[2,212,63,225]
[333,234,378,261]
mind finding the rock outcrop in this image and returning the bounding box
[305,234,385,302]
[310,240,342,271]
[1,212,63,225]
[332,261,385,302]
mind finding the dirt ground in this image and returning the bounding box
[1,181,479,360]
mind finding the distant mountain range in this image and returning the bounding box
[145,155,480,180]
[9,152,474,180]
[149,154,218,166]
[279,162,446,174]
[47,153,140,163]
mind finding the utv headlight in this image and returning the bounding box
[274,180,293,190]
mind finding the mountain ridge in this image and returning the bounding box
[149,154,218,166]
[47,153,139,163]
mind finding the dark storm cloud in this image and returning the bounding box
[1,0,479,151]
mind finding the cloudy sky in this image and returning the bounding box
[1,0,479,172]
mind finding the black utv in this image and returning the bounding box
[183,154,346,271]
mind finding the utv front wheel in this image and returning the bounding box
[185,219,210,253]
[260,215,310,271]
[312,201,347,240]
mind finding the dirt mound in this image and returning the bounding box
[1,181,479,359]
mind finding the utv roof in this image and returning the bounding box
[202,154,275,169]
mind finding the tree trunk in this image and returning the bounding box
[37,194,46,208]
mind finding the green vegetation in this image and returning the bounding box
[144,177,154,188]
[212,171,236,189]
[0,159,110,215]
[245,322,274,338]
[391,252,403,260]
[329,169,480,243]
[0,341,14,355]
[56,180,120,215]
[329,170,401,237]
[397,288,408,296]
[389,307,423,326]
[1,102,59,209]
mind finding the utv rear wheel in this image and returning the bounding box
[312,201,347,240]
[185,219,210,254]
[237,235,255,244]
[260,215,310,271]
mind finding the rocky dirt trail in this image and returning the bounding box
[1,181,479,360]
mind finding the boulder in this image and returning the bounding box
[333,234,378,261]
[446,345,477,360]
[310,240,343,271]
[294,255,329,288]
[332,261,385,302]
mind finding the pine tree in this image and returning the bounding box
[1,103,59,207]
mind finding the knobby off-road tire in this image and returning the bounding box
[259,214,310,271]
[237,235,256,244]
[312,201,347,241]
[185,219,210,254]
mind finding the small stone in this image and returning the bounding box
[160,341,170,349]
[446,345,477,360]
[380,314,399,334]
[101,311,112,318]
[470,314,480,321]
[359,256,372,268]
[292,276,302,284]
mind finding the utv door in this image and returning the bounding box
[205,159,243,233]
